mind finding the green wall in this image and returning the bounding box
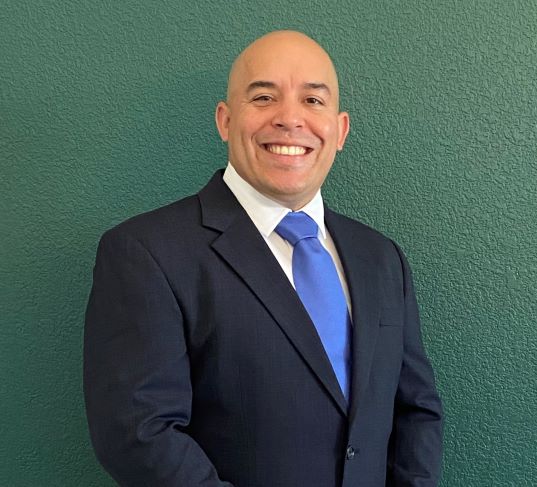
[2,1,536,485]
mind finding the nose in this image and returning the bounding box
[271,99,304,130]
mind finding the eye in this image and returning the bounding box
[305,97,324,105]
[252,94,274,104]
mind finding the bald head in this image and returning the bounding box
[226,31,341,108]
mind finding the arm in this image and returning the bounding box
[386,243,443,487]
[84,229,234,487]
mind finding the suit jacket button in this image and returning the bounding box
[346,446,356,460]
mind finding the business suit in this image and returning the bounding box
[84,170,443,486]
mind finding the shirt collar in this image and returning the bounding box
[223,162,327,239]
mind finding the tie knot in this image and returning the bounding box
[275,211,319,246]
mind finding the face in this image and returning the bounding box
[216,32,350,210]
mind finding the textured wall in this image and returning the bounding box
[2,0,536,485]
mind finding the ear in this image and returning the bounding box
[215,101,231,142]
[336,111,350,151]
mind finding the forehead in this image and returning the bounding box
[231,37,339,95]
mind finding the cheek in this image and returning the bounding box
[315,117,341,144]
[236,121,260,147]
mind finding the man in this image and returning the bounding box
[84,31,443,487]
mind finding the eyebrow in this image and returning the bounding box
[246,80,331,95]
[246,80,277,92]
[303,82,331,94]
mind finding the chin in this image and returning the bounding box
[265,182,312,206]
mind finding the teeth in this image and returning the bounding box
[266,144,307,156]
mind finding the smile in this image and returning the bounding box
[264,144,311,156]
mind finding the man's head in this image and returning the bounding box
[216,30,350,210]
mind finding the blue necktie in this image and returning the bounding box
[275,211,352,402]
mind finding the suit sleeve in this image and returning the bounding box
[386,243,443,487]
[84,229,234,487]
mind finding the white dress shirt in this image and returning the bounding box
[223,163,352,314]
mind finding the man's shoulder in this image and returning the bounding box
[100,192,203,248]
[96,170,234,254]
[103,169,232,241]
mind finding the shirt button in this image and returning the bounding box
[346,446,356,460]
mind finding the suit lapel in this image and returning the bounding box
[325,209,382,424]
[198,173,348,416]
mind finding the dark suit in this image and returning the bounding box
[84,170,443,487]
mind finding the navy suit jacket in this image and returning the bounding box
[84,170,443,487]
